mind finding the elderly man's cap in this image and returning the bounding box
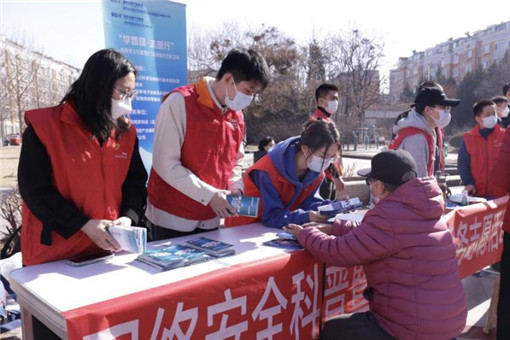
[357,149,417,185]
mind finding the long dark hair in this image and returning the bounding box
[258,136,274,151]
[61,49,136,142]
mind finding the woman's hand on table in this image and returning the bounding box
[284,222,333,239]
[81,219,121,252]
[283,224,303,238]
[301,222,333,235]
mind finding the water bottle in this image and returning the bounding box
[461,189,469,206]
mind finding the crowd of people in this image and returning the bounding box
[16,47,510,339]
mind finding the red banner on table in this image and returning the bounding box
[445,195,508,279]
[65,251,325,340]
[322,265,368,320]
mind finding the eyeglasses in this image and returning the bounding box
[114,87,136,100]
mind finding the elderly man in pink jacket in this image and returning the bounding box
[285,149,467,340]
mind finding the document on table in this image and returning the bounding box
[327,211,366,223]
[108,225,147,253]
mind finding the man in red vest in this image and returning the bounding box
[458,99,505,198]
[311,83,339,122]
[390,86,460,177]
[311,83,345,199]
[146,49,270,240]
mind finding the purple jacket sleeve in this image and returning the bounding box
[297,211,394,267]
[331,219,358,237]
[493,128,510,192]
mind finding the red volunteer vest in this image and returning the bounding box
[22,102,136,266]
[389,127,438,176]
[226,155,324,226]
[147,79,244,220]
[463,125,505,197]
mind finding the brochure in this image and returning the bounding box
[186,237,235,257]
[107,225,147,253]
[263,238,303,251]
[136,244,211,271]
[318,197,363,216]
[226,195,259,217]
[276,231,296,240]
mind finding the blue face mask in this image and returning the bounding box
[369,183,380,206]
[370,188,380,205]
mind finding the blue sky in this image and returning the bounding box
[1,0,509,79]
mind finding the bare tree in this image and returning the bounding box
[325,29,385,128]
[186,24,387,143]
[4,49,42,135]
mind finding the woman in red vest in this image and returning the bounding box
[229,120,340,228]
[18,49,148,338]
[18,49,148,265]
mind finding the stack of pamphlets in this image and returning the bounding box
[263,232,303,251]
[136,244,211,271]
[186,237,235,257]
[226,195,259,217]
[107,225,147,253]
[318,197,363,216]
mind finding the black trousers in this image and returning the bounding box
[321,312,396,340]
[497,232,510,339]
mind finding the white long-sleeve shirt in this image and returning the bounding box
[145,77,244,232]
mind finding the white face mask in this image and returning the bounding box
[481,115,498,129]
[111,98,132,119]
[225,79,253,111]
[501,107,510,118]
[307,154,333,173]
[325,100,338,115]
[431,108,451,129]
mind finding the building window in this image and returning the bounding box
[483,44,490,54]
[483,60,490,69]
[453,69,459,77]
[467,50,473,59]
[453,54,459,63]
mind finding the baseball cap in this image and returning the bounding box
[414,86,460,108]
[357,149,417,186]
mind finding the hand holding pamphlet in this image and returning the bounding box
[186,237,235,257]
[226,195,259,217]
[107,225,147,253]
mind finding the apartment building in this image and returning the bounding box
[0,34,80,137]
[389,21,510,101]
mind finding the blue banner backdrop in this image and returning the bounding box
[103,0,187,170]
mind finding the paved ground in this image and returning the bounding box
[0,144,500,339]
[0,146,19,189]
